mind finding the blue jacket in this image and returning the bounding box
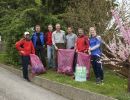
[89,36,102,56]
[31,32,45,48]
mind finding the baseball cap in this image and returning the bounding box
[24,32,30,36]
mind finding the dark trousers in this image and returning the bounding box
[21,56,30,80]
[35,47,46,67]
[73,52,77,72]
[91,55,104,80]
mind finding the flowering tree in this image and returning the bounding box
[102,0,130,92]
[103,9,130,67]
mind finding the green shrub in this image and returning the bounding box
[0,1,66,65]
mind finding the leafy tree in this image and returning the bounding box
[0,0,65,65]
[64,0,116,34]
[0,0,117,66]
[41,0,69,14]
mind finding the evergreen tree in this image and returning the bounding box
[0,0,65,65]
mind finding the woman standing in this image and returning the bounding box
[89,27,104,84]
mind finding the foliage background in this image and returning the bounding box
[0,0,116,65]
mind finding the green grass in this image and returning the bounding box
[0,52,21,68]
[0,52,130,100]
[0,52,6,63]
[40,69,130,100]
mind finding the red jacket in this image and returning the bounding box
[76,35,89,52]
[45,32,53,45]
[15,39,35,56]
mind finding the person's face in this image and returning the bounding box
[67,28,73,34]
[25,34,30,40]
[89,27,96,36]
[56,24,61,31]
[35,26,41,33]
[48,25,53,32]
[78,29,84,36]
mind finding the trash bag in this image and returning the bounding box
[57,49,75,75]
[30,54,46,74]
[75,52,91,82]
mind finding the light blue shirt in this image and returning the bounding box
[66,33,77,49]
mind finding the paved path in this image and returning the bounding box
[0,67,69,100]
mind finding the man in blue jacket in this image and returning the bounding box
[32,25,46,67]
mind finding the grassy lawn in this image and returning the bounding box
[40,69,130,100]
[0,52,130,100]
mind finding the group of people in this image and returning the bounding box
[15,23,104,84]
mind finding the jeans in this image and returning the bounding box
[21,56,30,80]
[47,45,55,68]
[91,55,104,80]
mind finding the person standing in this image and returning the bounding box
[66,27,77,49]
[15,32,35,82]
[74,28,89,72]
[75,28,89,53]
[52,23,66,69]
[45,24,54,68]
[89,27,104,84]
[32,25,46,67]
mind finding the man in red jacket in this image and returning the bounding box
[73,28,89,72]
[75,28,89,53]
[15,32,35,82]
[45,24,54,69]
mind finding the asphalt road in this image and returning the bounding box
[0,67,69,100]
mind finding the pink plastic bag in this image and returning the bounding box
[57,49,75,75]
[76,52,91,79]
[30,54,46,74]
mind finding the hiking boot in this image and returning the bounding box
[96,78,101,84]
